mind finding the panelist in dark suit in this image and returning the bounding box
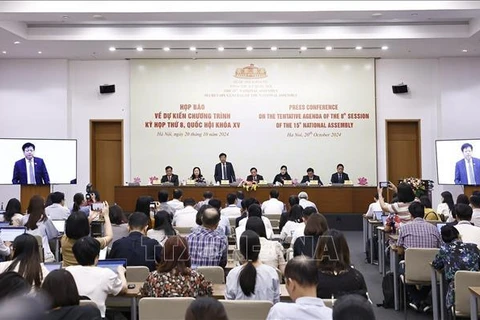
[300,167,323,185]
[273,165,292,185]
[454,143,480,185]
[214,152,236,183]
[161,165,179,186]
[246,167,264,183]
[330,163,350,184]
[12,142,50,185]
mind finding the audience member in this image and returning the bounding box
[194,191,213,211]
[66,236,127,318]
[108,204,129,248]
[452,203,480,247]
[187,205,228,267]
[279,204,303,241]
[294,213,329,257]
[298,192,318,210]
[157,190,176,218]
[172,198,198,228]
[185,297,228,320]
[235,198,258,228]
[332,294,376,320]
[141,236,212,297]
[3,197,23,226]
[364,194,381,219]
[42,269,101,320]
[470,194,480,227]
[134,195,155,223]
[245,217,286,273]
[61,205,113,267]
[436,191,454,222]
[378,183,415,227]
[109,212,162,271]
[315,229,368,299]
[0,271,31,300]
[432,225,480,310]
[209,198,230,236]
[420,196,440,221]
[235,190,244,208]
[70,193,90,216]
[220,193,241,217]
[456,193,470,205]
[167,189,185,211]
[22,195,59,262]
[0,234,48,288]
[267,256,332,320]
[225,230,280,303]
[45,192,70,220]
[147,210,177,246]
[279,195,300,231]
[238,204,273,235]
[261,189,285,215]
[291,207,318,245]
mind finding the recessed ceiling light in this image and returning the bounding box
[14,41,20,45]
[109,47,116,52]
[2,51,6,54]
[163,47,170,51]
[270,46,278,51]
[246,46,253,51]
[372,13,382,17]
[189,46,196,51]
[462,49,468,52]
[136,47,143,52]
[381,46,389,50]
[325,46,333,51]
[300,46,307,51]
[355,46,363,50]
[38,51,42,54]
[218,46,225,51]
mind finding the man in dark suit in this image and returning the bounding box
[246,167,264,183]
[454,143,480,185]
[12,142,50,185]
[300,168,323,185]
[109,212,162,271]
[330,163,350,184]
[214,152,236,183]
[160,165,179,186]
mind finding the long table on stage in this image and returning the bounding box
[114,185,375,230]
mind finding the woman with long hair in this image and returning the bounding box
[22,195,58,262]
[436,191,455,222]
[378,182,416,232]
[314,229,367,299]
[190,167,206,183]
[146,210,177,246]
[279,204,304,241]
[108,204,129,248]
[293,213,329,257]
[0,234,49,288]
[70,193,90,216]
[225,230,280,303]
[4,198,23,226]
[141,236,212,297]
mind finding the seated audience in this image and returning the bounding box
[134,195,155,223]
[147,210,177,246]
[235,190,244,208]
[220,193,241,218]
[185,297,228,320]
[267,256,333,320]
[66,236,127,318]
[22,195,59,262]
[279,195,300,231]
[246,217,286,273]
[167,189,185,211]
[42,269,101,320]
[237,203,273,237]
[452,203,480,248]
[187,205,228,267]
[470,194,480,227]
[280,204,303,241]
[45,192,70,220]
[141,236,212,298]
[291,207,318,245]
[157,190,176,218]
[108,204,129,248]
[172,198,198,228]
[194,191,213,211]
[0,271,31,300]
[420,196,440,221]
[70,193,90,216]
[364,194,381,219]
[315,229,368,299]
[208,198,230,236]
[109,212,162,271]
[378,183,415,228]
[298,191,318,210]
[436,191,454,222]
[432,225,480,310]
[235,198,258,228]
[61,205,113,267]
[456,193,470,205]
[261,189,285,215]
[0,234,48,288]
[294,213,329,257]
[225,230,280,303]
[332,294,376,320]
[3,198,23,226]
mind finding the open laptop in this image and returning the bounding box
[0,227,26,242]
[381,216,388,226]
[437,223,446,233]
[44,263,62,272]
[52,220,65,234]
[374,211,384,221]
[0,222,10,228]
[97,259,127,274]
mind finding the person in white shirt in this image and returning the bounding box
[261,189,285,215]
[45,192,70,220]
[470,195,480,227]
[280,204,304,241]
[436,191,455,222]
[173,198,198,228]
[167,189,185,212]
[194,191,213,211]
[291,207,318,246]
[454,203,480,247]
[364,194,382,218]
[221,193,242,218]
[66,236,127,318]
[157,190,176,219]
[266,256,332,320]
[236,204,273,247]
[298,192,318,211]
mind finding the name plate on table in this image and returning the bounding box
[309,180,319,185]
[186,179,196,185]
[221,180,230,185]
[344,180,353,185]
[283,180,292,185]
[258,180,268,185]
[151,179,160,185]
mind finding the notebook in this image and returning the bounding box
[97,259,127,274]
[52,220,65,233]
[0,227,26,242]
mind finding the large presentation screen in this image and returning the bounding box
[436,139,480,186]
[130,59,376,185]
[0,138,77,185]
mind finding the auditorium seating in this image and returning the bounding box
[139,297,195,320]
[219,300,273,320]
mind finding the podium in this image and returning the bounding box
[20,185,51,210]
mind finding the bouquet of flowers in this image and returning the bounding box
[358,177,368,186]
[239,180,258,191]
[133,177,141,184]
[149,176,159,184]
[402,177,426,197]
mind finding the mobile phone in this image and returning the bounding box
[149,202,156,210]
[91,202,104,211]
[379,181,389,188]
[128,284,136,289]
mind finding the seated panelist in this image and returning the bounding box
[246,167,264,183]
[300,168,323,185]
[330,163,350,184]
[272,165,292,185]
[160,166,179,186]
[190,166,206,183]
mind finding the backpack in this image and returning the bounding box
[378,271,395,308]
[365,235,378,263]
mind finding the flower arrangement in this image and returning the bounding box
[133,177,141,184]
[239,180,258,191]
[357,177,368,186]
[149,176,159,184]
[402,177,426,197]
